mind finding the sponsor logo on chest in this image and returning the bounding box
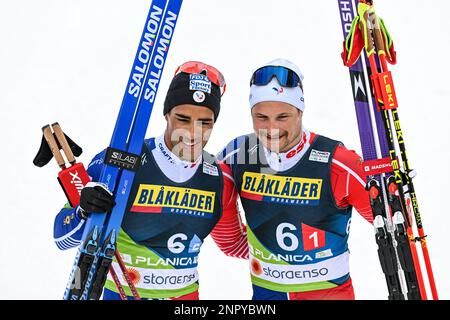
[240,172,323,206]
[131,184,215,218]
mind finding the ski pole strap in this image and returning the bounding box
[358,1,396,63]
[342,1,397,67]
[342,15,365,67]
[377,17,396,64]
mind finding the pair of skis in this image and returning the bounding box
[35,123,140,300]
[62,0,183,300]
[337,0,438,299]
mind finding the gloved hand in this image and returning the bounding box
[77,182,116,219]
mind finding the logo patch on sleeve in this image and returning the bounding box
[309,149,331,163]
[189,74,211,93]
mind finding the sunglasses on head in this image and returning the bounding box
[175,61,226,96]
[250,65,303,91]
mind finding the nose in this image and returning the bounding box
[266,122,281,138]
[185,121,204,142]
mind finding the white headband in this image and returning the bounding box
[249,78,305,111]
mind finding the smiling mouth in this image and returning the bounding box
[181,140,201,148]
[265,135,285,142]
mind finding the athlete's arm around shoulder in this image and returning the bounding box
[208,147,249,258]
[217,134,250,173]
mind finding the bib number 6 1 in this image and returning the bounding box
[276,222,327,252]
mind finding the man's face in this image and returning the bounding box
[165,104,215,162]
[251,101,303,153]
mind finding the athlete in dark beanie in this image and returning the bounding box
[54,62,248,300]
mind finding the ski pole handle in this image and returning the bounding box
[52,122,76,165]
[370,12,387,57]
[360,10,375,55]
[42,125,66,169]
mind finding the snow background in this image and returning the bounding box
[0,0,448,300]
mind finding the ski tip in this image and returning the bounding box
[41,124,50,132]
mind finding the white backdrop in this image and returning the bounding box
[0,0,448,300]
